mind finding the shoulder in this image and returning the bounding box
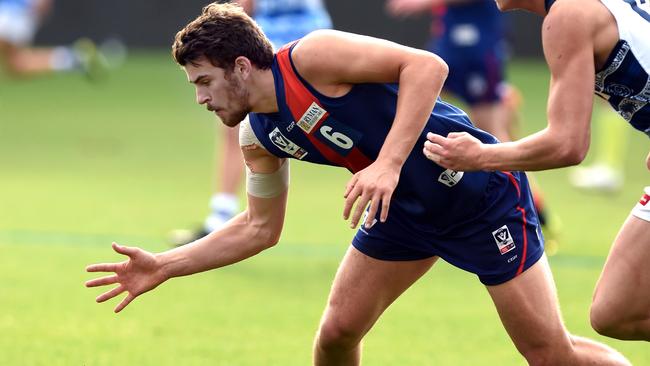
[290,29,350,69]
[543,0,600,37]
[542,0,600,67]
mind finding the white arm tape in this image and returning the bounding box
[240,115,290,198]
[239,115,262,147]
[246,160,290,198]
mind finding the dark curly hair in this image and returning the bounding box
[172,2,274,71]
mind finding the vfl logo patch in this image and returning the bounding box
[492,225,516,255]
[269,128,308,159]
[639,193,650,206]
[297,102,327,133]
[438,169,464,187]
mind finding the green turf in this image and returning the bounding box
[0,53,648,365]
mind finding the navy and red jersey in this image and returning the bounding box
[249,42,544,285]
[251,43,511,234]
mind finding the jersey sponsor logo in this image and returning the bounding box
[438,169,464,187]
[314,118,363,156]
[639,193,650,206]
[297,102,327,133]
[269,127,308,159]
[492,225,516,255]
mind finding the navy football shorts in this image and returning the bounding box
[432,44,506,107]
[352,171,544,286]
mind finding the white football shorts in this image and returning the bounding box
[631,186,650,222]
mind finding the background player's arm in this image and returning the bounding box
[386,0,481,17]
[292,30,448,226]
[86,144,288,312]
[425,3,595,171]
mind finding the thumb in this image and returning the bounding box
[112,242,138,257]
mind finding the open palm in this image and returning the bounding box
[85,242,167,313]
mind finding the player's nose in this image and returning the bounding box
[196,90,210,105]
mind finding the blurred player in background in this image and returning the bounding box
[0,0,107,78]
[386,0,561,253]
[87,4,630,365]
[171,0,332,245]
[425,0,650,341]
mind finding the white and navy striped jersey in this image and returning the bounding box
[596,0,650,136]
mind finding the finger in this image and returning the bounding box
[423,147,442,164]
[379,191,393,223]
[344,175,359,198]
[114,293,136,313]
[426,132,447,146]
[447,131,466,139]
[86,263,121,273]
[112,242,138,258]
[424,140,444,155]
[350,194,370,228]
[364,196,380,229]
[96,285,125,303]
[85,274,119,288]
[343,185,361,220]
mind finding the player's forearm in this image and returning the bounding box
[480,128,587,171]
[156,211,278,279]
[379,54,448,167]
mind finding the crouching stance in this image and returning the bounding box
[86,3,630,364]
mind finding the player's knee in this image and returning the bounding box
[590,302,618,337]
[590,301,649,340]
[316,317,364,351]
[516,336,575,366]
[520,346,567,366]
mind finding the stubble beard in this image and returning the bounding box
[222,74,251,127]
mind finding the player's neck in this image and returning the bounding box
[249,68,279,114]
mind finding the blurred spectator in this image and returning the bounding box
[0,0,106,78]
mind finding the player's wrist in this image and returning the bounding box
[477,144,496,171]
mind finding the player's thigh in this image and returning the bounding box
[594,214,650,314]
[486,256,572,353]
[321,245,437,334]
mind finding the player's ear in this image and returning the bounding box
[234,56,252,79]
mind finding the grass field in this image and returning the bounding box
[0,52,648,365]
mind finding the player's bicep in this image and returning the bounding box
[294,30,443,85]
[542,8,595,151]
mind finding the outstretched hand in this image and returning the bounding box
[85,242,167,313]
[343,160,400,229]
[423,132,486,171]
